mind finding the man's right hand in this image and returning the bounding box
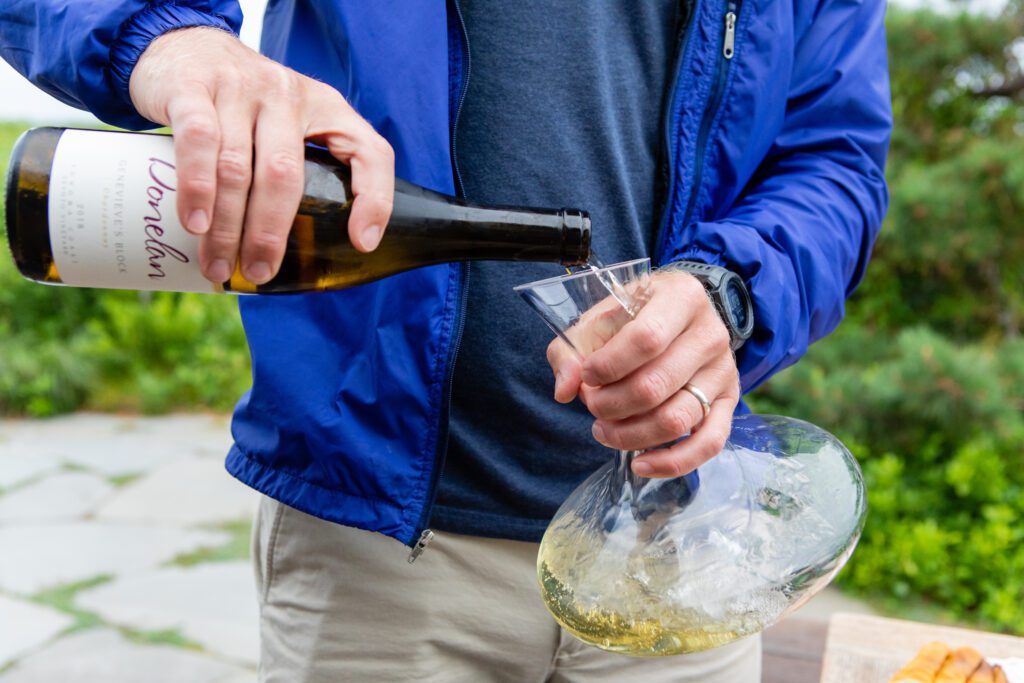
[129,26,395,285]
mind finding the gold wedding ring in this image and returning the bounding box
[683,382,711,420]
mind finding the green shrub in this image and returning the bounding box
[748,3,1024,633]
[0,122,250,415]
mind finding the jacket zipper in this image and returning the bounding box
[409,0,472,562]
[678,1,741,233]
[654,0,699,261]
[448,0,471,198]
[655,0,741,260]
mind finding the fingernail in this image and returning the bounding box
[632,461,654,477]
[187,209,209,234]
[362,225,383,251]
[592,422,608,445]
[554,370,564,395]
[207,259,231,283]
[247,261,271,284]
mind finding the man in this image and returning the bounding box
[2,0,891,680]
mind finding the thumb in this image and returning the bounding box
[546,338,583,403]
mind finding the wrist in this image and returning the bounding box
[111,5,236,118]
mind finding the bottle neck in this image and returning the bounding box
[390,181,591,266]
[301,153,592,266]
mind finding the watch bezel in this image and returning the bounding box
[719,271,754,346]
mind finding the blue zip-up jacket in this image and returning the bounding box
[1,0,891,547]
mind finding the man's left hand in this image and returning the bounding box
[546,270,740,479]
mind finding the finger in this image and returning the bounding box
[565,294,635,358]
[546,337,583,403]
[199,91,254,282]
[629,396,735,478]
[167,86,220,235]
[307,89,394,252]
[583,329,709,422]
[240,103,305,284]
[582,273,703,387]
[591,366,727,451]
[345,126,395,252]
[936,648,984,683]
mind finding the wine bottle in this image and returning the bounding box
[4,127,591,294]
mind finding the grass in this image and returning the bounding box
[27,573,206,654]
[107,472,144,488]
[121,626,203,651]
[29,574,113,634]
[167,519,251,567]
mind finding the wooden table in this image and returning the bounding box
[763,618,829,683]
[820,613,1024,683]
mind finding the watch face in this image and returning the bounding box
[725,280,749,330]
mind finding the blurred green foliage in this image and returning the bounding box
[0,2,1022,633]
[0,124,250,415]
[751,2,1024,633]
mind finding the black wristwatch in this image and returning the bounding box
[668,261,754,351]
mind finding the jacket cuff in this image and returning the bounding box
[109,3,236,114]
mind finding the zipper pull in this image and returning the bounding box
[723,11,737,60]
[408,529,435,564]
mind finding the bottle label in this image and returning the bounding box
[48,130,217,292]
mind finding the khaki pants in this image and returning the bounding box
[252,496,761,682]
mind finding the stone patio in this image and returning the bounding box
[0,414,258,681]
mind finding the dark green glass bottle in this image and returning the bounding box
[5,127,591,294]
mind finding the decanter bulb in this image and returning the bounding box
[537,414,866,656]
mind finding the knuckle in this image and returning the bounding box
[673,272,702,296]
[637,372,669,408]
[587,357,614,384]
[353,118,379,142]
[708,319,731,349]
[373,135,395,162]
[699,432,729,461]
[281,71,303,99]
[657,405,691,438]
[371,193,395,214]
[263,152,302,185]
[664,271,691,291]
[247,229,287,254]
[634,317,666,355]
[724,374,741,399]
[659,271,693,297]
[546,342,560,365]
[180,176,215,199]
[305,76,337,101]
[588,398,614,421]
[205,228,241,252]
[263,65,301,97]
[216,149,252,187]
[686,275,707,297]
[177,116,219,146]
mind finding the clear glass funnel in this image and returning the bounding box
[514,260,867,657]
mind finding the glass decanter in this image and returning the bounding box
[515,259,866,657]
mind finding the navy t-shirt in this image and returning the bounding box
[430,0,679,541]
